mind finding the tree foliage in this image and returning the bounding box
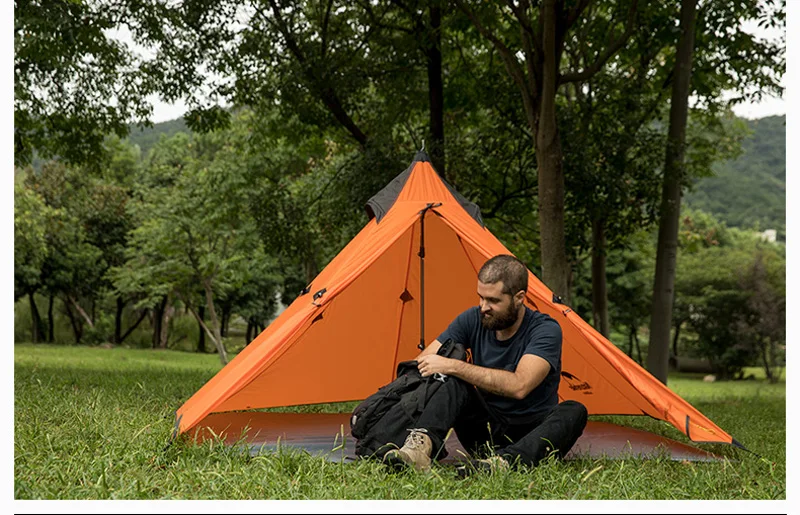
[14,0,157,167]
[13,0,785,380]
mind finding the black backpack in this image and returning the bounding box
[349,339,467,460]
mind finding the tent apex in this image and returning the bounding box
[413,150,431,163]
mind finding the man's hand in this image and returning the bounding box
[418,353,551,400]
[417,354,456,378]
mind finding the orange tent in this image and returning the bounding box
[176,151,740,448]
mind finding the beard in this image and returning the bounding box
[480,300,521,331]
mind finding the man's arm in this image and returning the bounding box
[416,353,550,400]
[414,339,443,359]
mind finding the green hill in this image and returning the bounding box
[686,115,786,237]
[126,117,191,159]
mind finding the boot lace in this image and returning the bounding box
[403,428,429,450]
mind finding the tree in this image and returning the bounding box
[646,0,784,384]
[22,161,110,343]
[736,249,785,382]
[114,125,277,364]
[14,170,53,342]
[452,0,640,302]
[14,0,157,167]
[646,0,699,384]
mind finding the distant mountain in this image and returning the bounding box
[126,117,190,159]
[686,115,786,238]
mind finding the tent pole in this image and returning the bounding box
[418,202,442,350]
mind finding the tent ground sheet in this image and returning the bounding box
[189,412,723,463]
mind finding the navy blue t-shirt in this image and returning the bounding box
[437,306,562,422]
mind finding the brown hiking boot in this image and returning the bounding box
[383,429,433,472]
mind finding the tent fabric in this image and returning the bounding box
[176,153,737,447]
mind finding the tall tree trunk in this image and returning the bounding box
[203,281,228,365]
[536,0,570,303]
[28,292,43,343]
[591,217,610,337]
[197,304,206,353]
[47,293,54,342]
[426,0,445,178]
[114,296,124,344]
[647,0,698,384]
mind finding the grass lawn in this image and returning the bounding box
[14,343,785,500]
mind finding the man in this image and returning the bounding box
[383,254,588,474]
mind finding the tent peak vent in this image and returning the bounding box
[413,150,430,163]
[364,153,484,227]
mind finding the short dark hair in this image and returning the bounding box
[478,255,528,296]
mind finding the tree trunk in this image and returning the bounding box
[119,309,148,344]
[220,303,231,338]
[197,304,206,353]
[304,252,318,285]
[160,301,174,349]
[114,296,124,344]
[761,340,773,383]
[63,297,82,343]
[47,293,54,342]
[535,0,570,303]
[152,295,167,349]
[29,292,43,343]
[68,295,95,329]
[426,0,445,178]
[245,318,252,345]
[626,329,634,358]
[647,0,698,385]
[591,217,610,337]
[203,281,228,365]
[672,319,683,358]
[633,329,643,365]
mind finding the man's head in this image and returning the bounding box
[477,255,528,331]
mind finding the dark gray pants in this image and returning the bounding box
[416,377,588,467]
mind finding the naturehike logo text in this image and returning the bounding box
[561,371,592,393]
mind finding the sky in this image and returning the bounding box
[146,77,785,125]
[149,94,790,124]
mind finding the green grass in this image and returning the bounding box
[14,343,785,500]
